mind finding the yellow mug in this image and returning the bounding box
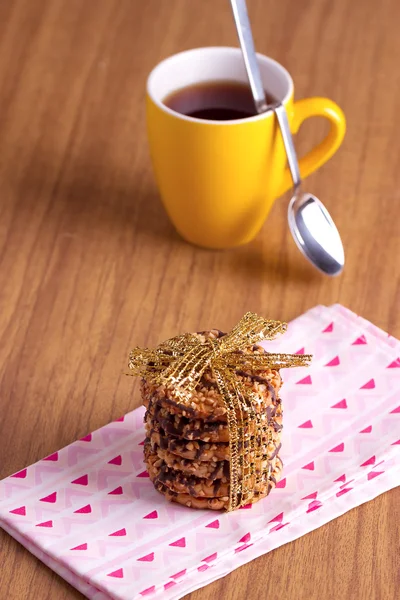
[147,47,346,249]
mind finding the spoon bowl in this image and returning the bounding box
[288,191,345,276]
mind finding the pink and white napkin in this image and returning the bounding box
[1,304,399,600]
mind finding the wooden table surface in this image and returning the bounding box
[1,0,399,598]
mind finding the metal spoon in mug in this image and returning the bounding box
[230,0,345,275]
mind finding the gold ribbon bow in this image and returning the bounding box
[128,312,311,510]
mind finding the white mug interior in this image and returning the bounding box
[147,46,293,124]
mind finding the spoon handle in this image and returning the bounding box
[274,103,302,189]
[230,0,268,113]
[231,1,302,188]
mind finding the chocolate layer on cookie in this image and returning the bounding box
[149,457,284,511]
[145,403,282,444]
[145,419,282,462]
[144,443,278,498]
[149,440,230,479]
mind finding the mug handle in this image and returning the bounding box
[277,97,346,197]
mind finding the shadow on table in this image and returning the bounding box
[11,150,320,285]
[225,241,321,284]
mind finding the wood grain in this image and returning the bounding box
[0,0,399,598]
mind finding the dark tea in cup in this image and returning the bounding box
[163,80,274,121]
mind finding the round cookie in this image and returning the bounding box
[146,403,283,444]
[150,442,230,479]
[150,441,278,481]
[145,420,230,461]
[153,479,230,510]
[145,419,282,463]
[150,456,284,511]
[141,329,282,423]
[145,444,278,498]
[148,404,230,443]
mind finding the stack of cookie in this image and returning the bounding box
[142,329,284,510]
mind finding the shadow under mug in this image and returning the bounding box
[146,47,346,249]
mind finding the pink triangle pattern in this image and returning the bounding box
[336,488,353,497]
[206,520,220,529]
[331,399,347,409]
[43,452,59,462]
[360,425,372,433]
[137,471,150,478]
[334,474,346,483]
[302,461,315,471]
[202,552,218,563]
[36,520,53,528]
[9,506,26,516]
[137,553,154,562]
[40,492,57,503]
[325,356,340,366]
[70,543,87,551]
[329,443,344,453]
[107,569,123,578]
[387,358,400,368]
[268,513,284,524]
[367,471,385,481]
[171,570,186,580]
[108,487,123,496]
[298,420,313,429]
[140,586,155,596]
[71,475,88,486]
[274,522,290,532]
[352,335,367,345]
[109,528,126,537]
[360,379,375,390]
[169,538,186,548]
[74,505,91,514]
[306,500,323,513]
[322,322,334,332]
[235,543,254,552]
[301,492,318,500]
[144,511,158,520]
[11,469,27,479]
[360,456,375,467]
[296,375,312,385]
[164,582,176,590]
